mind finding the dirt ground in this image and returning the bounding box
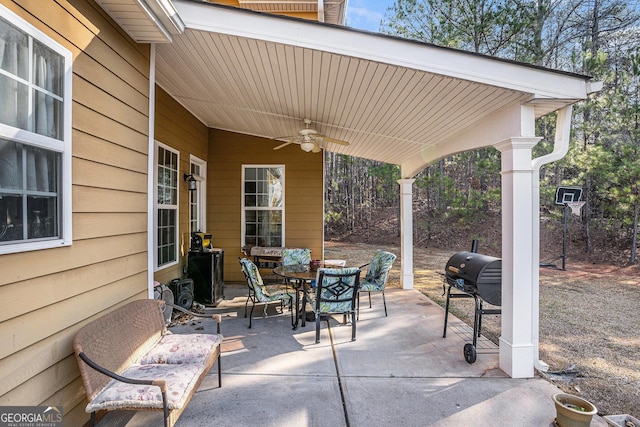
[325,241,640,418]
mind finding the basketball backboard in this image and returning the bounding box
[555,186,583,205]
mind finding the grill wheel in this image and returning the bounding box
[464,343,477,363]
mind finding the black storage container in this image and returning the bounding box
[168,278,194,310]
[187,249,224,305]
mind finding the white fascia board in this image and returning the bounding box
[147,0,185,34]
[173,0,591,100]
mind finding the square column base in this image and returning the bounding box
[401,273,413,289]
[499,337,534,378]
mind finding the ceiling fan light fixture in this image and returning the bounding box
[300,141,315,152]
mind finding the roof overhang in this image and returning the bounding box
[95,0,185,43]
[235,0,346,25]
[111,0,597,177]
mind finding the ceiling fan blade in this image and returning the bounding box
[312,142,322,153]
[273,141,293,150]
[318,134,349,146]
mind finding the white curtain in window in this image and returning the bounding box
[0,140,18,189]
[0,23,27,129]
[0,32,21,190]
[0,27,55,192]
[35,53,56,138]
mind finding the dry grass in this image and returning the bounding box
[325,241,640,418]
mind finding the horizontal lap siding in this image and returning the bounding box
[154,86,209,285]
[0,1,150,425]
[209,129,323,282]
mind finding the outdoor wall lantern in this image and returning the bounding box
[183,173,197,191]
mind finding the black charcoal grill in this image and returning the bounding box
[442,251,502,363]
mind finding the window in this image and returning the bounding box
[0,6,72,255]
[155,143,179,269]
[242,165,284,247]
[189,155,206,234]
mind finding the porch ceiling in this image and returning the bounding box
[153,0,595,177]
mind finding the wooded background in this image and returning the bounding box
[325,0,640,264]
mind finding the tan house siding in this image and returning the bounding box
[206,0,318,21]
[0,1,150,425]
[208,129,324,283]
[154,85,209,285]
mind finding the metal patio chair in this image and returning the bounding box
[239,257,294,328]
[305,267,361,343]
[357,250,397,320]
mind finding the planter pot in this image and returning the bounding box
[553,393,598,427]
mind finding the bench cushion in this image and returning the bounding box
[86,363,206,412]
[140,333,223,365]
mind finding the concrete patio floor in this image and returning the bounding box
[102,284,607,427]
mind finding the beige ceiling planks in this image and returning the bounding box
[334,57,374,132]
[316,51,337,127]
[195,32,262,132]
[376,70,436,140]
[342,59,380,129]
[188,32,230,101]
[237,38,275,134]
[345,60,385,133]
[321,54,351,132]
[309,50,325,124]
[270,44,294,124]
[423,90,525,147]
[348,62,395,133]
[322,53,352,133]
[302,47,315,119]
[362,66,419,138]
[218,34,275,134]
[176,32,230,105]
[271,48,303,137]
[396,78,474,143]
[405,77,465,139]
[255,42,288,137]
[288,46,305,120]
[224,36,262,112]
[416,83,498,144]
[157,34,207,101]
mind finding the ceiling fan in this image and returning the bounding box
[272,118,349,153]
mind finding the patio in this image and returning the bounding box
[99,284,607,426]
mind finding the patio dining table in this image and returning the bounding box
[273,265,317,330]
[274,261,349,330]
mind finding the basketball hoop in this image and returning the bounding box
[565,201,585,216]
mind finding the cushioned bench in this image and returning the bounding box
[73,299,223,427]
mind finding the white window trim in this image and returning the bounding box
[154,141,179,270]
[189,154,207,234]
[241,164,285,247]
[0,4,73,255]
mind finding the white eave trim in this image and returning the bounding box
[96,0,185,43]
[173,0,592,100]
[148,0,186,34]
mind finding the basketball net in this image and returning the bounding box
[565,201,585,216]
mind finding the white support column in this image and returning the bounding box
[495,136,541,378]
[398,179,415,289]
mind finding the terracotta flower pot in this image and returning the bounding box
[552,393,597,427]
